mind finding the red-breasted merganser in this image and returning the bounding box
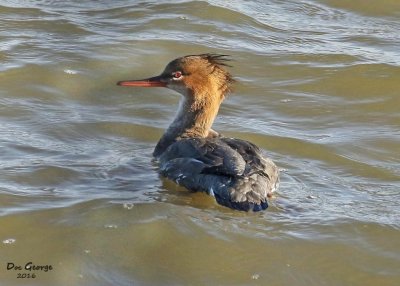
[117,54,279,211]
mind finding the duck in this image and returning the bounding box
[117,54,279,211]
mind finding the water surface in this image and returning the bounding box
[1,1,399,285]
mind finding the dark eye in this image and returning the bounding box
[173,71,182,79]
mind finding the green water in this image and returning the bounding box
[1,1,399,285]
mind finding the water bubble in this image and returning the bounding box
[123,203,134,210]
[3,238,16,244]
[64,69,78,75]
[251,274,260,280]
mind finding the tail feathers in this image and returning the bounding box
[214,192,268,212]
[213,174,270,212]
